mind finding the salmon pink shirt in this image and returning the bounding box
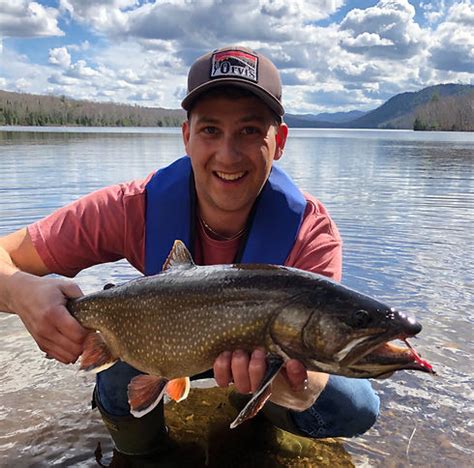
[28,173,342,281]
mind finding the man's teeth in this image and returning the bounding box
[215,171,245,181]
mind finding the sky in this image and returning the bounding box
[0,0,472,114]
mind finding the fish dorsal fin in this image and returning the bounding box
[162,240,195,272]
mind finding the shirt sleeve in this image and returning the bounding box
[28,177,150,277]
[284,193,342,282]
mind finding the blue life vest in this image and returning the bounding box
[144,156,306,275]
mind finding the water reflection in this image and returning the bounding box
[1,128,473,466]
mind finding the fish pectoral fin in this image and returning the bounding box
[230,354,284,429]
[128,374,168,418]
[166,377,191,402]
[79,332,118,373]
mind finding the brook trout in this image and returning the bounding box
[67,240,434,428]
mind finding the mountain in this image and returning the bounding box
[343,84,473,129]
[283,114,335,128]
[314,110,367,123]
[284,110,368,128]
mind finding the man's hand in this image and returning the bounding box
[8,272,88,364]
[213,349,328,411]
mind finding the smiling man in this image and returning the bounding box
[0,46,379,456]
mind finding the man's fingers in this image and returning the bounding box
[33,308,85,359]
[40,337,79,364]
[248,348,266,393]
[59,280,83,299]
[231,350,251,394]
[284,359,308,392]
[213,351,233,387]
[53,306,89,344]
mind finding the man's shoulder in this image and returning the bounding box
[302,192,336,221]
[115,171,155,199]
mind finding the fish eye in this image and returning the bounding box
[351,309,371,327]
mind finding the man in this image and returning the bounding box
[0,46,379,456]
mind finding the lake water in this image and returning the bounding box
[0,127,473,467]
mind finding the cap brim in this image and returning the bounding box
[181,78,284,116]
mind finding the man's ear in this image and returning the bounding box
[274,123,288,161]
[182,120,190,151]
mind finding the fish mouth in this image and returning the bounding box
[347,337,435,377]
[339,313,426,371]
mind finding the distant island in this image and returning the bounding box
[1,83,472,131]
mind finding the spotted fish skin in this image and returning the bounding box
[67,241,427,381]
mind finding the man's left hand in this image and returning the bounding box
[213,349,328,411]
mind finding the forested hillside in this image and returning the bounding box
[345,84,473,129]
[1,84,472,130]
[0,90,185,127]
[412,92,474,131]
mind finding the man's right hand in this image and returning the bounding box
[0,228,89,365]
[7,272,88,365]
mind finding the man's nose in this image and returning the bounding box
[215,134,242,163]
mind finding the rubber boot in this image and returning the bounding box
[93,389,169,456]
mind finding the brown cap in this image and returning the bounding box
[181,45,284,116]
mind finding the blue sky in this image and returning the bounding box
[0,0,472,114]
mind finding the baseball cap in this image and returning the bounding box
[181,45,284,116]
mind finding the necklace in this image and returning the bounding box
[199,216,247,241]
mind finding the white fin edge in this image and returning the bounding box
[87,360,118,374]
[130,384,168,418]
[176,377,191,402]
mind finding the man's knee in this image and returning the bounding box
[339,378,380,436]
[95,361,143,416]
[290,376,380,438]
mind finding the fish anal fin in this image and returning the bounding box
[80,332,118,373]
[166,377,191,402]
[162,240,195,271]
[128,374,168,418]
[230,354,284,429]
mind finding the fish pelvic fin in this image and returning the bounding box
[166,377,191,402]
[162,240,195,271]
[80,332,118,373]
[128,374,168,418]
[230,354,284,429]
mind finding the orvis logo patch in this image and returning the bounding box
[211,50,258,82]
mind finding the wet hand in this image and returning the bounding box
[214,348,268,394]
[213,349,322,410]
[10,273,88,364]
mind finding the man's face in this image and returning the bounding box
[182,95,288,221]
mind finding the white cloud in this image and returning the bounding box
[0,0,63,38]
[15,77,32,90]
[428,1,474,73]
[49,47,71,68]
[65,60,100,78]
[342,32,393,47]
[67,40,91,52]
[1,0,472,113]
[340,0,426,59]
[446,0,474,25]
[420,0,446,24]
[58,0,343,48]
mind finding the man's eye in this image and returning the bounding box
[242,127,259,135]
[203,127,217,134]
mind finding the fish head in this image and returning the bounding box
[297,284,433,377]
